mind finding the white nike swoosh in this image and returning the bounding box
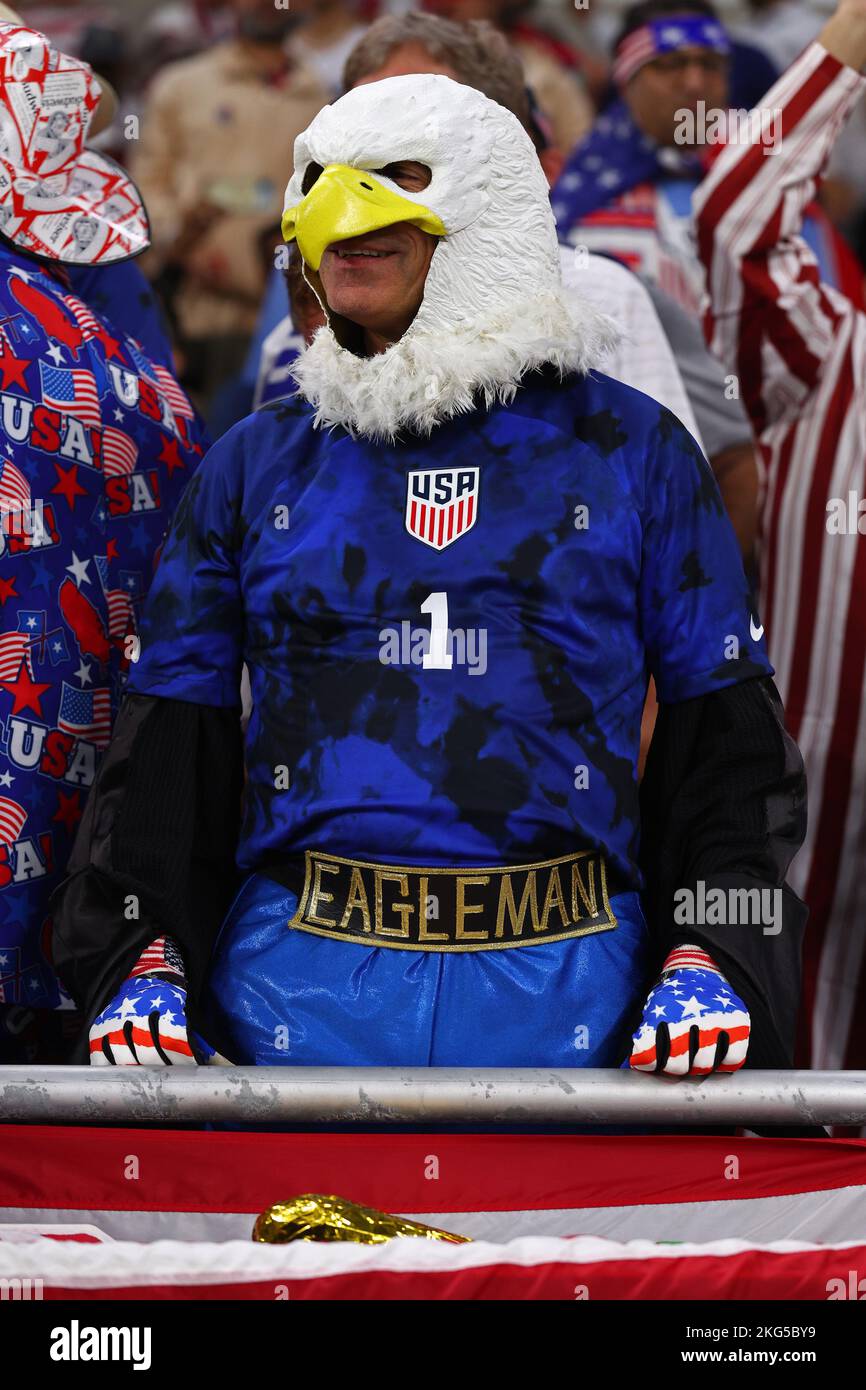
[750,617,764,642]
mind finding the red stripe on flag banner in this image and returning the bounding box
[1,1128,864,1218]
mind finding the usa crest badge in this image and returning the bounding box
[405,468,480,550]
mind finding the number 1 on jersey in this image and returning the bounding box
[421,591,453,669]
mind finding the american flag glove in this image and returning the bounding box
[628,944,751,1076]
[89,936,202,1066]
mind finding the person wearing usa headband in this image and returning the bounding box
[553,0,865,317]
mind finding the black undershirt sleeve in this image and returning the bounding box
[50,692,244,1050]
[638,675,808,1068]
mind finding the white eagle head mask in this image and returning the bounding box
[282,74,617,442]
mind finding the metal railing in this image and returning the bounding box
[1,1067,865,1126]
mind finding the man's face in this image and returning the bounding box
[312,46,457,344]
[315,160,438,345]
[624,46,729,147]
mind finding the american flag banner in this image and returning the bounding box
[0,631,34,681]
[46,628,70,667]
[0,794,26,847]
[0,457,30,511]
[101,425,138,478]
[151,363,195,421]
[91,554,110,591]
[38,361,102,429]
[17,609,49,659]
[104,588,133,639]
[125,341,195,429]
[124,338,156,383]
[0,1129,864,1299]
[57,681,112,749]
[91,553,132,637]
[61,293,103,343]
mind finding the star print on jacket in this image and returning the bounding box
[0,245,207,1016]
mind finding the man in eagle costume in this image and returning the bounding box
[52,75,807,1076]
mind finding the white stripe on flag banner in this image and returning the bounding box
[2,1233,866,1301]
[3,1180,866,1247]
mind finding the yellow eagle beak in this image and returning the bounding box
[282,163,446,271]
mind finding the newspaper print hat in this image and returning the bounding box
[0,19,149,265]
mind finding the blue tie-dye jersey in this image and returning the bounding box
[130,366,771,882]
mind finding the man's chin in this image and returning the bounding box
[323,296,390,330]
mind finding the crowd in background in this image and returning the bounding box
[16,0,865,433]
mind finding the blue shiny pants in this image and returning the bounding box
[203,873,650,1068]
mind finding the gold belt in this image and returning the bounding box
[288,848,625,952]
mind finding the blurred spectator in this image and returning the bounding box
[421,0,594,152]
[554,0,865,318]
[288,0,369,98]
[130,0,327,415]
[133,3,235,92]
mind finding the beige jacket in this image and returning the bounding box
[132,41,327,340]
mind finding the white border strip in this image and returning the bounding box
[2,1233,866,1290]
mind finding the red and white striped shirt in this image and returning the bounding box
[694,43,866,1070]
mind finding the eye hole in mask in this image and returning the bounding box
[300,160,431,196]
[302,162,324,195]
[371,161,432,192]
